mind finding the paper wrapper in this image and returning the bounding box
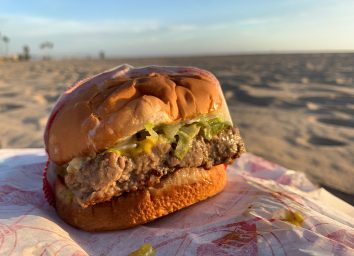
[0,149,353,255]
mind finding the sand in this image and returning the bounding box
[0,53,353,204]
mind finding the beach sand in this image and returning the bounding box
[0,53,353,204]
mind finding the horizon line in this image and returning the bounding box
[26,49,354,60]
[2,49,354,61]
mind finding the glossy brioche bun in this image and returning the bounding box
[44,65,231,165]
[55,164,226,231]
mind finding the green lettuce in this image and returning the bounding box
[198,116,230,140]
[174,124,200,159]
[161,122,182,142]
[106,113,230,159]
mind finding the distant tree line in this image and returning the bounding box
[0,34,105,60]
[0,31,55,60]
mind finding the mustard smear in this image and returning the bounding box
[128,243,156,256]
[282,210,304,227]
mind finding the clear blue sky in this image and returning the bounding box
[0,0,354,57]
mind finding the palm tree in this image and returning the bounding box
[0,32,3,56]
[40,41,54,60]
[22,45,30,60]
[2,36,9,55]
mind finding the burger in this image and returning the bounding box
[43,65,245,231]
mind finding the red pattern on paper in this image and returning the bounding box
[0,149,353,255]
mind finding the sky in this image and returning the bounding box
[0,0,354,58]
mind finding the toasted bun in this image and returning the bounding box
[45,65,231,164]
[55,164,226,231]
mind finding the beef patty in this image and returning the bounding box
[64,126,245,207]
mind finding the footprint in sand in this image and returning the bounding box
[0,92,18,97]
[317,117,354,128]
[44,94,60,103]
[307,135,347,147]
[234,87,275,106]
[306,102,319,111]
[305,103,333,115]
[295,137,308,146]
[0,103,23,112]
[22,117,47,130]
[306,116,317,123]
[224,90,234,100]
[32,95,47,105]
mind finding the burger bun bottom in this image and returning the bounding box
[55,164,227,231]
